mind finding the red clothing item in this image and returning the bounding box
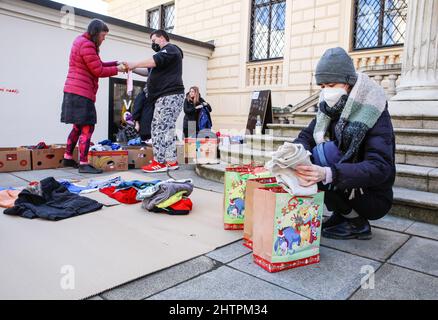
[169,198,193,212]
[100,187,140,205]
[64,33,118,102]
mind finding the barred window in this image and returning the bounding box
[353,0,407,50]
[163,3,175,33]
[147,9,160,30]
[249,0,286,61]
[147,2,175,33]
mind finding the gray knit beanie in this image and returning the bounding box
[315,47,357,86]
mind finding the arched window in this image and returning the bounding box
[353,0,407,50]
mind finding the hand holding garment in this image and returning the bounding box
[265,142,317,196]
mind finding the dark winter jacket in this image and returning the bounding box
[4,177,103,221]
[183,96,212,137]
[132,91,154,140]
[147,43,185,101]
[294,105,396,197]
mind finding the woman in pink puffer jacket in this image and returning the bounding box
[61,19,125,174]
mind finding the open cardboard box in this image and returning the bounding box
[30,145,79,170]
[88,150,129,172]
[126,146,153,169]
[0,147,32,173]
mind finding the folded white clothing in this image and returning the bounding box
[265,142,317,196]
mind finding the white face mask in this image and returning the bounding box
[321,88,348,107]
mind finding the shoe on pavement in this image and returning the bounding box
[62,158,78,169]
[322,216,372,240]
[142,160,168,173]
[322,212,346,230]
[166,161,179,171]
[78,164,103,174]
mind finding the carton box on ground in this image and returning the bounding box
[126,146,153,169]
[30,145,79,170]
[0,148,32,173]
[88,150,129,172]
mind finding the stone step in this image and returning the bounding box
[218,144,438,193]
[267,124,438,147]
[196,162,438,225]
[280,113,438,129]
[246,135,438,168]
[396,164,438,193]
[396,145,438,168]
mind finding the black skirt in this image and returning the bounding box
[61,92,97,125]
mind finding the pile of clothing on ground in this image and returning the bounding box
[1,176,195,220]
[61,176,195,215]
[2,177,103,221]
[137,179,194,215]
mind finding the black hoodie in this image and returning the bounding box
[147,43,185,101]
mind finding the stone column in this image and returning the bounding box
[391,0,438,103]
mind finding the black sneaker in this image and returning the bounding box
[322,216,372,240]
[322,212,346,230]
[78,164,103,174]
[62,158,79,169]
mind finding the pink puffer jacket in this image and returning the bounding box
[64,33,118,102]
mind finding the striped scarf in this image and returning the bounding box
[313,73,387,163]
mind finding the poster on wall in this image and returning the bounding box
[108,77,146,142]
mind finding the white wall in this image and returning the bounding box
[0,0,211,147]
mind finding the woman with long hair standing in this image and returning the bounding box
[61,19,126,174]
[183,86,212,138]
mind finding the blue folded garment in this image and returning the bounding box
[128,137,142,146]
[99,139,113,146]
[59,181,92,194]
[117,179,162,191]
[312,141,344,167]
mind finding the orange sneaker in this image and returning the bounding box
[142,160,168,173]
[166,161,179,171]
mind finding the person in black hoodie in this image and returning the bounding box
[131,67,154,143]
[126,29,185,173]
[183,86,212,138]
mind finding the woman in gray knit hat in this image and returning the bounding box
[293,47,396,240]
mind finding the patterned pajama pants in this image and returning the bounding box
[151,94,184,163]
[64,124,95,164]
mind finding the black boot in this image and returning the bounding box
[322,212,346,230]
[322,216,372,240]
[62,158,78,169]
[78,164,103,174]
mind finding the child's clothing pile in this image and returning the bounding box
[99,179,161,205]
[89,140,122,151]
[139,179,194,215]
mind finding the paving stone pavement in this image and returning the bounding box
[1,167,437,300]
